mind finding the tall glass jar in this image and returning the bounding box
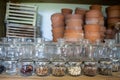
[67,59,82,76]
[3,59,18,75]
[35,58,50,76]
[98,58,112,76]
[51,59,66,77]
[82,43,98,76]
[18,59,34,76]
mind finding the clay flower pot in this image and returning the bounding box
[90,5,102,11]
[86,10,103,18]
[84,24,101,32]
[61,8,73,16]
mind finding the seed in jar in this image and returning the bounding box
[98,68,112,76]
[112,64,119,72]
[68,66,81,76]
[84,66,97,76]
[36,66,49,76]
[52,67,66,76]
[20,65,33,76]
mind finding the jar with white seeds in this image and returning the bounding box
[67,60,82,76]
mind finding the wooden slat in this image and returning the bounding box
[8,13,34,18]
[7,20,33,25]
[8,16,34,21]
[7,3,36,9]
[9,6,36,11]
[8,10,35,14]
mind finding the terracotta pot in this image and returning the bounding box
[66,26,83,30]
[107,9,120,18]
[51,21,65,26]
[99,17,104,26]
[61,8,73,16]
[84,24,101,32]
[52,24,65,28]
[85,33,101,43]
[75,7,86,15]
[85,17,100,24]
[51,13,65,21]
[52,27,65,33]
[85,32,101,40]
[90,5,102,11]
[106,5,120,12]
[65,14,83,20]
[66,19,83,27]
[86,10,103,18]
[65,29,83,33]
[107,18,120,24]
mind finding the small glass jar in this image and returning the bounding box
[0,59,5,74]
[51,60,66,77]
[112,58,119,72]
[98,58,112,76]
[4,59,18,75]
[19,59,34,76]
[67,60,82,76]
[35,58,50,76]
[83,61,98,76]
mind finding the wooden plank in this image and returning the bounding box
[9,6,36,11]
[8,16,34,21]
[8,13,34,18]
[0,72,120,80]
[7,3,36,9]
[8,10,35,14]
[7,20,34,25]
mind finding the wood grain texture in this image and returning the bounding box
[0,72,120,80]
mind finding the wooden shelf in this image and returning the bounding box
[8,0,120,5]
[0,72,120,80]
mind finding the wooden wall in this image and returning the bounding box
[0,0,6,38]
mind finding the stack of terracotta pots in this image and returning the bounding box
[84,9,105,43]
[85,10,104,25]
[64,14,84,42]
[51,13,65,42]
[61,8,73,17]
[84,24,101,43]
[106,5,120,28]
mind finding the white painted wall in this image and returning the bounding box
[22,3,108,41]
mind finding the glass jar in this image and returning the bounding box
[98,58,112,76]
[112,58,119,72]
[4,59,18,75]
[83,61,98,76]
[19,59,34,76]
[67,60,82,76]
[0,59,5,74]
[51,60,66,76]
[35,58,50,76]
